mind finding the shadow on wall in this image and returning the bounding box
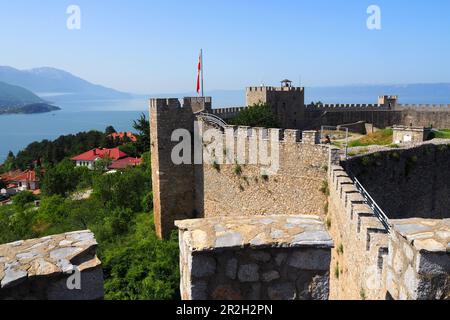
[345,143,450,220]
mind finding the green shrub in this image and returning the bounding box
[13,191,37,208]
[320,181,330,196]
[233,164,243,176]
[212,161,220,172]
[334,263,340,279]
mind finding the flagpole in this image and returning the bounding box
[201,49,204,97]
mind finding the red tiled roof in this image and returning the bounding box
[108,157,143,170]
[0,170,23,182]
[109,132,138,142]
[71,148,128,162]
[14,170,39,183]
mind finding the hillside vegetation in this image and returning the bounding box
[0,115,180,300]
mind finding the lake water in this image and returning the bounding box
[0,99,148,162]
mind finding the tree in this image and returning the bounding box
[133,113,150,154]
[13,191,37,208]
[41,159,82,196]
[119,143,138,158]
[1,151,16,172]
[93,167,149,212]
[105,126,117,135]
[230,103,279,128]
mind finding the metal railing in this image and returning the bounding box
[349,173,392,233]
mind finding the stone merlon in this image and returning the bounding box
[175,215,334,252]
[0,230,103,300]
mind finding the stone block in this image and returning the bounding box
[262,271,280,282]
[288,249,331,271]
[267,282,297,300]
[415,252,450,276]
[192,255,216,278]
[309,274,330,300]
[250,251,271,263]
[238,264,259,282]
[225,258,238,280]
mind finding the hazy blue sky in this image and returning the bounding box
[1,0,449,93]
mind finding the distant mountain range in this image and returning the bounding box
[0,81,43,107]
[1,66,449,109]
[0,81,60,115]
[0,66,131,102]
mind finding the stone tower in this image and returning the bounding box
[150,96,212,239]
[378,95,398,109]
[246,80,305,129]
[150,98,193,239]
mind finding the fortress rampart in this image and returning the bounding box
[345,143,450,220]
[305,103,391,111]
[200,126,329,219]
[206,85,450,130]
[150,91,450,300]
[328,159,449,300]
[149,97,331,238]
[328,165,390,299]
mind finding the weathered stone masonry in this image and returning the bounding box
[150,91,450,300]
[0,231,103,300]
[328,147,450,300]
[150,97,330,239]
[176,215,333,300]
[202,129,329,219]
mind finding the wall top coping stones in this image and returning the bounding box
[347,139,450,160]
[390,219,450,253]
[393,125,430,132]
[0,230,100,289]
[175,215,334,252]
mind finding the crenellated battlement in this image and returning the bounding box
[246,86,304,93]
[328,165,390,299]
[210,106,246,119]
[215,125,320,146]
[305,103,390,111]
[149,98,182,109]
[396,103,450,110]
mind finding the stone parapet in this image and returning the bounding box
[0,231,103,300]
[176,215,333,300]
[386,219,450,300]
[328,165,390,299]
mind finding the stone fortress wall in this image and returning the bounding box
[328,165,390,299]
[150,89,450,300]
[206,86,450,130]
[150,96,332,239]
[201,126,330,219]
[328,163,449,300]
[345,143,450,220]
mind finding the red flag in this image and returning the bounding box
[196,51,202,94]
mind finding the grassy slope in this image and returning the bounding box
[434,129,450,139]
[349,128,394,147]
